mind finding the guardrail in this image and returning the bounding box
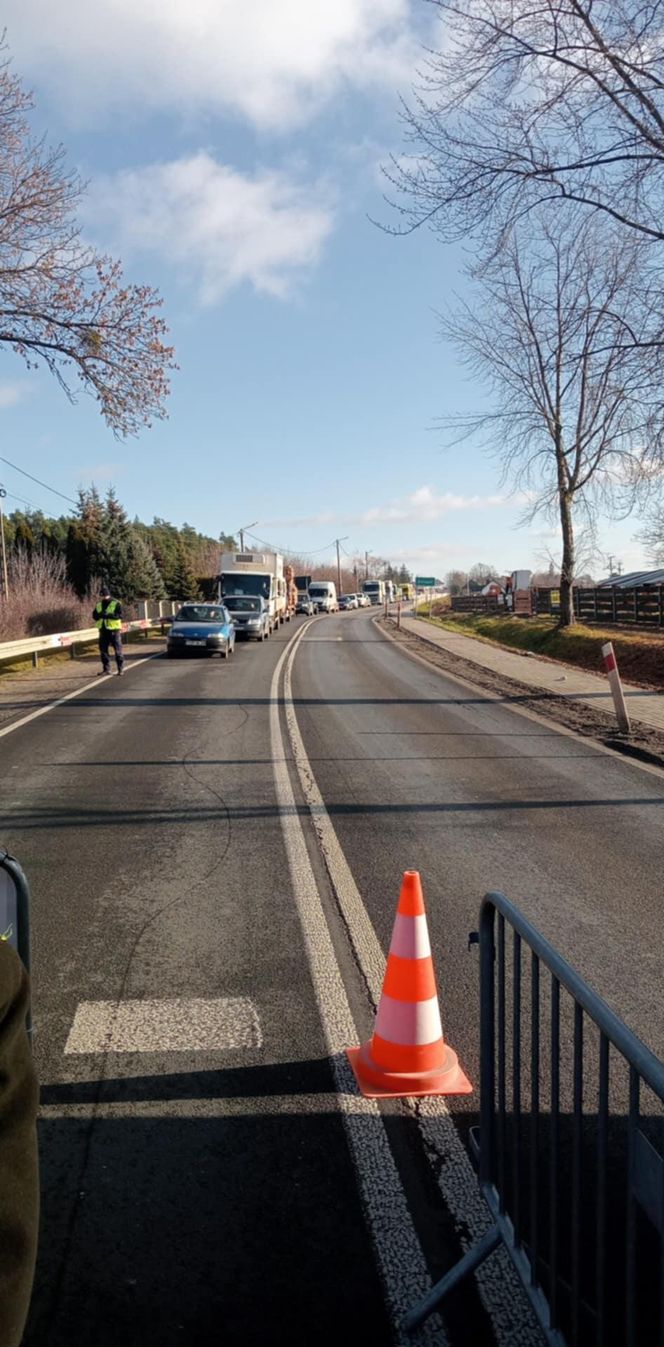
[0,601,183,668]
[405,891,664,1346]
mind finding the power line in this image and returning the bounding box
[6,491,40,511]
[0,455,78,507]
[245,529,340,558]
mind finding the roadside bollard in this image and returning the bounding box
[601,641,631,734]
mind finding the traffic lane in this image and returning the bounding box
[291,612,664,1075]
[0,628,389,1346]
[0,637,164,730]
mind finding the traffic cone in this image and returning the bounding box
[347,871,472,1099]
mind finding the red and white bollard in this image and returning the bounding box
[601,641,631,735]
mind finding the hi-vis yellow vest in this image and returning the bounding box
[94,600,121,630]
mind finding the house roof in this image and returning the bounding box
[597,569,664,588]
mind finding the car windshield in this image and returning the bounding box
[224,596,260,612]
[177,606,225,623]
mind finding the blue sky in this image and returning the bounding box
[0,0,648,579]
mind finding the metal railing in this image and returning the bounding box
[0,603,184,668]
[405,891,664,1346]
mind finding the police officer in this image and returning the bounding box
[93,586,125,676]
[0,941,39,1347]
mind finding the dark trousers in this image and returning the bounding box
[99,628,124,672]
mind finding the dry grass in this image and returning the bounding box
[421,612,664,687]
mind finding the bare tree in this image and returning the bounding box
[0,46,174,435]
[442,210,661,625]
[468,561,500,587]
[389,0,664,260]
[636,504,664,564]
[445,568,469,595]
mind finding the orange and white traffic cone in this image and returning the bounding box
[347,870,472,1099]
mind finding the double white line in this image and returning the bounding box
[271,619,541,1347]
[269,622,442,1346]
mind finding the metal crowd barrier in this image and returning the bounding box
[0,848,32,1035]
[405,891,664,1346]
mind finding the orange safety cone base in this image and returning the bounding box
[346,1041,472,1100]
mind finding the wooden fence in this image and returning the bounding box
[536,585,664,628]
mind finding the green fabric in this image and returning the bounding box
[94,599,122,630]
[0,943,39,1346]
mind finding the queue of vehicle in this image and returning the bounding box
[166,552,380,661]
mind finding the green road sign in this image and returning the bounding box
[415,576,435,588]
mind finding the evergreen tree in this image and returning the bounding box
[169,538,199,600]
[126,532,166,599]
[96,487,166,601]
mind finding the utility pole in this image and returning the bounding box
[365,550,369,579]
[238,520,258,551]
[335,536,348,596]
[0,488,8,600]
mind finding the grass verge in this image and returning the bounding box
[419,613,663,687]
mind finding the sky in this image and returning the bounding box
[0,0,650,580]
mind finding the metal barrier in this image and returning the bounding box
[405,891,664,1346]
[0,615,178,669]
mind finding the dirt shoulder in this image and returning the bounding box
[378,616,664,773]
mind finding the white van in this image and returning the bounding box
[308,580,338,613]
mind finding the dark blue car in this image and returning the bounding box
[166,603,236,659]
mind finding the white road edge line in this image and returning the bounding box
[270,621,443,1347]
[0,652,161,741]
[284,620,543,1347]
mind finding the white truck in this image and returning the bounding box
[362,579,385,606]
[219,551,287,631]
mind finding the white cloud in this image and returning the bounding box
[0,383,25,409]
[266,484,506,529]
[6,0,418,129]
[85,154,334,303]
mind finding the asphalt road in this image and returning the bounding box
[2,610,663,1346]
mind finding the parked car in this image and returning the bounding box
[356,593,370,608]
[223,594,270,641]
[167,603,236,658]
[339,594,357,610]
[296,597,315,615]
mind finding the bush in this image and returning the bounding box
[0,547,90,641]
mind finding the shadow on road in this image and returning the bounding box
[29,1060,493,1347]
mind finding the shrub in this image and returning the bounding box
[0,547,90,641]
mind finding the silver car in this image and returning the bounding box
[223,594,271,641]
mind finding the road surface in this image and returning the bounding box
[1,610,662,1346]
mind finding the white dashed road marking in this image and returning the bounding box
[65,996,261,1054]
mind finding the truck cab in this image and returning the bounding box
[219,552,286,631]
